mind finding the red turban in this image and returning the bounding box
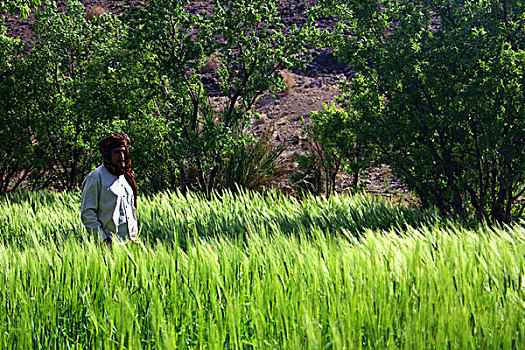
[99,133,131,161]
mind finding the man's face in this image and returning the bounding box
[110,146,127,170]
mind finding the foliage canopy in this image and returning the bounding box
[327,0,525,223]
[0,0,318,195]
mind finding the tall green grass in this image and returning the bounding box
[0,189,438,247]
[0,191,523,348]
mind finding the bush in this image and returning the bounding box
[217,126,292,191]
[27,1,130,190]
[0,23,34,193]
[292,152,324,196]
[327,0,525,223]
[0,0,44,18]
[296,102,369,196]
[123,0,318,195]
[2,0,320,195]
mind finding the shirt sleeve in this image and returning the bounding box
[80,173,110,241]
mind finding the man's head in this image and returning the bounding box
[99,133,131,175]
[110,146,127,172]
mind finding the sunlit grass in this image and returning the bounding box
[0,191,523,348]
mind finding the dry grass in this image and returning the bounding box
[278,69,295,96]
[202,55,221,74]
[86,6,109,21]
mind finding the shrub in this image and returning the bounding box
[1,1,176,192]
[26,1,130,190]
[327,0,525,223]
[298,102,369,196]
[123,0,318,195]
[202,55,221,74]
[217,126,292,191]
[291,152,324,196]
[0,0,44,18]
[0,22,34,193]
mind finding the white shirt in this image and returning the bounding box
[80,165,138,243]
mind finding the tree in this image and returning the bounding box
[304,102,368,196]
[123,0,318,195]
[0,0,45,18]
[27,1,129,190]
[0,22,35,193]
[326,0,525,223]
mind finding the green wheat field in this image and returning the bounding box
[0,190,523,349]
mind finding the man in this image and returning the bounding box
[81,133,139,246]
